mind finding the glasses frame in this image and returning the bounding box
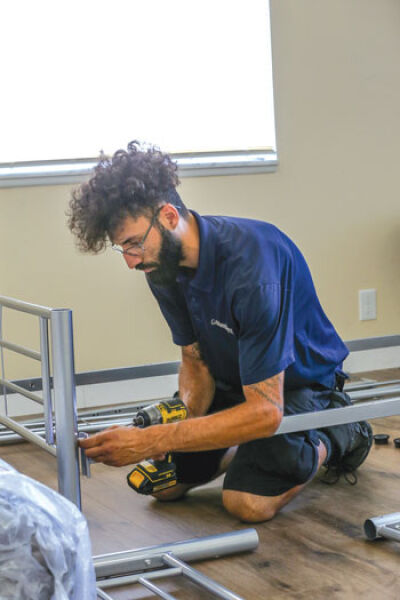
[111,206,163,257]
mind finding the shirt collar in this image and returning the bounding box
[177,211,216,292]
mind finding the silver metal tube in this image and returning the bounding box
[0,339,41,361]
[78,432,92,478]
[3,393,400,448]
[138,576,178,600]
[364,513,400,541]
[94,529,259,579]
[97,567,182,589]
[0,420,132,445]
[0,413,56,456]
[39,317,54,445]
[0,305,7,414]
[163,553,244,600]
[379,525,400,542]
[0,378,44,405]
[79,414,134,424]
[0,429,48,445]
[349,386,400,402]
[76,419,132,430]
[50,309,81,509]
[346,379,400,391]
[0,295,53,318]
[276,396,400,435]
[95,588,114,600]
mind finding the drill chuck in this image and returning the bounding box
[133,405,161,428]
[133,398,188,428]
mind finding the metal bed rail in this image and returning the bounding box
[0,295,81,508]
[276,395,400,435]
[0,297,255,600]
[1,378,400,446]
[94,529,259,600]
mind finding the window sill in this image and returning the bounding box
[0,151,278,188]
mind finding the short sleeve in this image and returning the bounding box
[234,283,295,385]
[147,279,196,347]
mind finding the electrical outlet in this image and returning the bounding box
[359,289,377,321]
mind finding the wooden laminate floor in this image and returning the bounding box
[1,368,400,599]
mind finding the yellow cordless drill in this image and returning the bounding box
[127,397,187,495]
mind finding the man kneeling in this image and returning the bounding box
[70,142,372,522]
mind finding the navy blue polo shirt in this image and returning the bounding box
[147,212,348,391]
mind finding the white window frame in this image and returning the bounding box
[0,0,277,188]
[0,150,277,188]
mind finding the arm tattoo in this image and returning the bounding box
[182,342,205,364]
[247,373,284,414]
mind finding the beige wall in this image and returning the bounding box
[1,0,399,380]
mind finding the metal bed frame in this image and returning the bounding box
[0,295,81,507]
[94,529,259,600]
[0,295,258,599]
[1,294,399,599]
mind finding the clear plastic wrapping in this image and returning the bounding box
[0,459,96,599]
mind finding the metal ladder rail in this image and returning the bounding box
[0,295,81,508]
[95,529,258,600]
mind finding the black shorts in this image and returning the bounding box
[171,386,332,497]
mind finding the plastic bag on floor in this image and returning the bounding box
[0,459,96,600]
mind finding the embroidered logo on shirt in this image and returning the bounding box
[210,319,234,335]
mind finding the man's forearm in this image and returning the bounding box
[151,373,284,455]
[79,372,283,468]
[179,342,215,417]
[149,396,280,455]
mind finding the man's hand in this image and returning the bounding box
[78,425,161,467]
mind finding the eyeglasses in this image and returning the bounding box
[112,206,162,257]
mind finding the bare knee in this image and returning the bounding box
[222,490,278,523]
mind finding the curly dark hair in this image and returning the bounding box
[67,141,187,253]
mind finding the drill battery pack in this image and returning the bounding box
[127,397,186,495]
[127,457,178,495]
